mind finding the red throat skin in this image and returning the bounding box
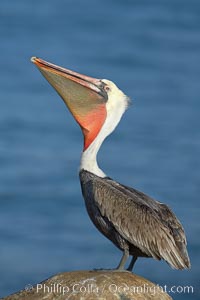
[76,104,107,151]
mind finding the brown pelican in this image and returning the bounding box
[31,57,190,271]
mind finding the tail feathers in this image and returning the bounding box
[163,242,191,270]
[157,203,191,270]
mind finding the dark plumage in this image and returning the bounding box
[80,169,190,270]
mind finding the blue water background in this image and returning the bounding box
[0,0,199,299]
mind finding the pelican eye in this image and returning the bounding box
[104,85,111,92]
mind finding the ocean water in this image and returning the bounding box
[0,0,199,299]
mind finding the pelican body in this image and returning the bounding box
[31,57,190,271]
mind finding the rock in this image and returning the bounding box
[1,270,172,300]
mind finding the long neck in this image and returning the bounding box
[80,128,107,178]
[80,108,125,177]
[80,87,129,177]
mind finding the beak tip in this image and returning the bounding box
[31,56,38,64]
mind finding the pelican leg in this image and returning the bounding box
[116,249,129,270]
[127,256,137,271]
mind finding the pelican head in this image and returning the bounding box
[31,57,129,153]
